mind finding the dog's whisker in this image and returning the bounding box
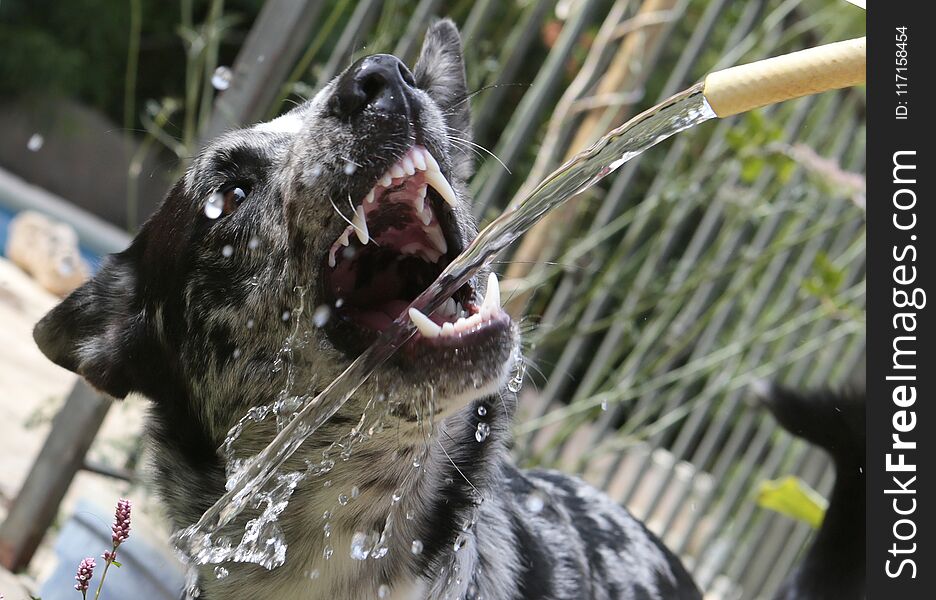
[437,436,480,497]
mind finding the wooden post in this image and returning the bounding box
[200,0,325,140]
[0,380,111,572]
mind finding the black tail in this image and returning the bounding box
[760,384,865,600]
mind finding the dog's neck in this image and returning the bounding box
[145,380,516,599]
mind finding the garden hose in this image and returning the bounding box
[702,37,866,118]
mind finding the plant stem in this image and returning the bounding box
[93,545,119,600]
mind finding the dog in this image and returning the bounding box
[34,20,702,599]
[761,385,866,600]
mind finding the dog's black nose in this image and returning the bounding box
[328,54,416,120]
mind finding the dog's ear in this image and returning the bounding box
[33,249,144,399]
[414,18,473,179]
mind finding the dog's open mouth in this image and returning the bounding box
[323,145,509,352]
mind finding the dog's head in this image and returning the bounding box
[33,20,518,444]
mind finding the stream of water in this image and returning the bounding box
[171,82,717,572]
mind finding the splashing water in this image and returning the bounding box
[172,84,716,568]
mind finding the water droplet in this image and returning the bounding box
[323,545,333,560]
[232,348,241,359]
[305,569,320,580]
[391,489,403,504]
[524,491,545,514]
[214,566,229,579]
[246,318,255,329]
[222,244,234,257]
[248,236,260,250]
[475,422,490,443]
[507,355,525,392]
[257,55,266,63]
[350,531,373,560]
[338,494,349,506]
[378,584,391,598]
[313,305,331,327]
[282,310,291,322]
[27,133,44,152]
[405,510,415,521]
[350,486,361,498]
[204,192,225,219]
[335,298,345,308]
[453,534,466,552]
[477,405,487,417]
[343,161,358,175]
[412,457,421,468]
[411,540,423,555]
[323,522,332,538]
[323,480,332,488]
[211,66,233,90]
[322,510,332,520]
[600,399,608,411]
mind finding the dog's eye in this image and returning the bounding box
[221,185,248,216]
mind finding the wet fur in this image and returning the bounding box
[34,20,700,600]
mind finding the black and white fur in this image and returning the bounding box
[35,21,700,600]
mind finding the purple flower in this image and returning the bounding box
[74,557,96,593]
[102,550,116,563]
[111,498,132,546]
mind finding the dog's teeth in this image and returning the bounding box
[390,164,405,179]
[352,205,369,244]
[414,188,426,213]
[441,322,455,336]
[338,227,351,247]
[424,225,447,254]
[379,173,392,187]
[408,307,440,338]
[328,249,337,268]
[411,147,427,171]
[482,272,501,311]
[365,189,376,204]
[423,152,458,207]
[402,156,416,176]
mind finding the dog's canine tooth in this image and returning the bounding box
[482,272,501,311]
[352,205,369,244]
[365,188,376,204]
[423,151,458,207]
[408,307,441,338]
[424,225,447,254]
[411,147,427,171]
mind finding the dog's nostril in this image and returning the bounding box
[330,54,414,120]
[398,62,416,87]
[360,72,387,104]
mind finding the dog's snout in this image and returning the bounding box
[329,54,416,120]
